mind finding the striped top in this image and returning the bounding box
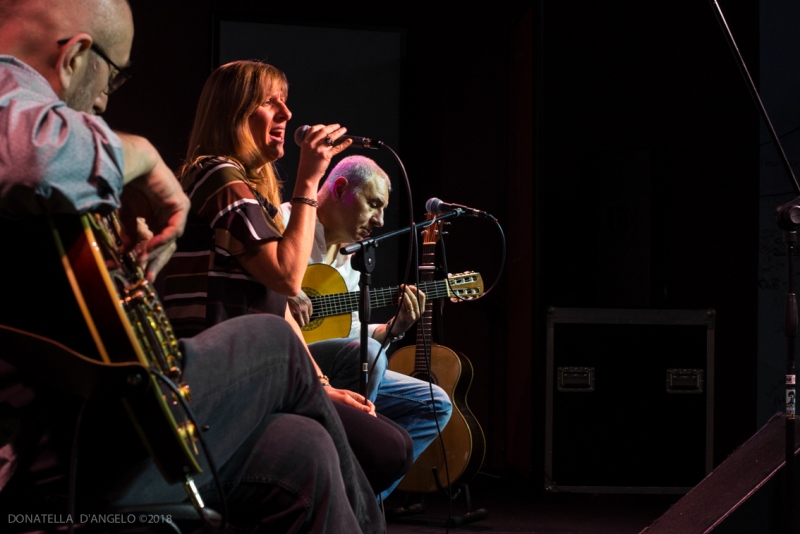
[162,156,286,339]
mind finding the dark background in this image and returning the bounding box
[107,0,767,490]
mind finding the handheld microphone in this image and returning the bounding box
[293,125,383,149]
[425,197,493,219]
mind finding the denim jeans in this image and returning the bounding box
[81,315,384,533]
[374,370,453,500]
[309,336,384,400]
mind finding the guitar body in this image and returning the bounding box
[389,343,486,493]
[300,263,352,343]
[0,213,201,485]
[59,214,202,484]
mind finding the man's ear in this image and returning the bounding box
[56,33,93,93]
[333,176,349,199]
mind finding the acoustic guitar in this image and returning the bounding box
[0,213,202,487]
[299,263,483,343]
[388,216,486,493]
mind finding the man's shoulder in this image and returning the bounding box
[0,55,35,74]
[0,55,58,104]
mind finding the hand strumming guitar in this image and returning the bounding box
[117,132,190,281]
[289,290,314,327]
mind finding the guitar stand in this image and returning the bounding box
[433,471,488,529]
[390,475,488,529]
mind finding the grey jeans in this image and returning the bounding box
[96,314,385,533]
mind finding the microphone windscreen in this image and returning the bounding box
[294,125,310,147]
[425,197,442,214]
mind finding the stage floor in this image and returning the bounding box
[383,473,681,534]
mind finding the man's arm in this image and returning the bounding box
[116,132,190,280]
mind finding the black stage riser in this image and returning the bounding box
[642,413,800,534]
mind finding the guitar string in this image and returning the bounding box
[309,278,478,318]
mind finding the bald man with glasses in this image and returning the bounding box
[0,1,384,532]
[55,37,131,94]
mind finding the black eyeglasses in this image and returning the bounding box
[56,38,131,94]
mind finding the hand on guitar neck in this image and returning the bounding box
[377,284,425,344]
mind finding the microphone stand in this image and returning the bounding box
[708,2,799,532]
[340,210,463,398]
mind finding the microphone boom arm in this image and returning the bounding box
[339,210,461,256]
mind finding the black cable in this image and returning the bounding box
[358,145,506,531]
[432,215,505,530]
[372,141,418,378]
[439,216,507,303]
[707,0,800,195]
[364,143,456,528]
[424,221,454,532]
[151,369,228,532]
[371,142,418,532]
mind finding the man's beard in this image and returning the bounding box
[64,57,99,113]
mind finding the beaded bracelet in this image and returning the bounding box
[319,374,331,387]
[291,196,319,208]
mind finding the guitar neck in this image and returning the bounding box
[413,237,438,372]
[309,278,452,319]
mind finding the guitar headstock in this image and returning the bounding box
[422,213,443,245]
[445,271,484,302]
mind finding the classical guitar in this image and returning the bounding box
[388,216,486,493]
[299,263,483,343]
[0,213,202,486]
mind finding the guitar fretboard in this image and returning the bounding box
[309,278,461,320]
[414,229,439,372]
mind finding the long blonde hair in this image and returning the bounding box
[181,60,289,230]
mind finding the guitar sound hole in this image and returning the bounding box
[302,317,324,330]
